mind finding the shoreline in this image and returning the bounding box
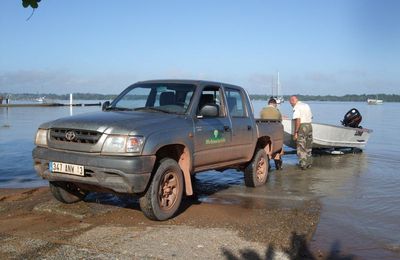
[0,102,101,108]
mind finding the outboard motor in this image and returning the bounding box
[341,108,362,128]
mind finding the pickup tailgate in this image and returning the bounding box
[255,119,284,154]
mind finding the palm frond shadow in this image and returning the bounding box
[222,232,355,260]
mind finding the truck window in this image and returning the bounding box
[225,88,247,117]
[197,86,226,118]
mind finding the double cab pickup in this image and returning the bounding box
[33,80,283,220]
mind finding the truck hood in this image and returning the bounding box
[41,111,184,135]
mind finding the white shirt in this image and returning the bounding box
[293,101,312,123]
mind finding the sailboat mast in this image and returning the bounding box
[271,77,274,97]
[277,71,280,98]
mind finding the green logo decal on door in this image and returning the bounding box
[205,129,226,144]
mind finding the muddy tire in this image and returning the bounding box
[49,181,86,204]
[139,158,184,221]
[244,149,269,187]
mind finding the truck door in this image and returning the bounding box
[225,87,254,161]
[193,86,233,169]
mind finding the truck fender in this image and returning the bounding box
[154,144,193,196]
[140,125,195,196]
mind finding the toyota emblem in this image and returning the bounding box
[65,130,76,141]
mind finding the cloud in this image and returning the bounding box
[304,72,338,83]
[1,68,397,95]
[245,73,275,94]
[0,68,224,94]
[0,70,133,94]
[339,69,367,78]
[0,70,80,93]
[163,68,195,79]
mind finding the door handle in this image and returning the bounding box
[224,125,231,132]
[247,125,252,130]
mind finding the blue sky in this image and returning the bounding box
[1,0,399,95]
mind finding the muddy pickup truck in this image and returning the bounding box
[33,80,283,220]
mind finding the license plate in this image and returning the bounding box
[50,161,85,176]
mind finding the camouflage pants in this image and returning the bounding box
[297,123,313,168]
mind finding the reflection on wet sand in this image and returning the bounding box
[192,152,400,259]
[193,153,367,209]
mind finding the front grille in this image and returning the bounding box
[50,128,102,144]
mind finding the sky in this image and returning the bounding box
[1,0,399,95]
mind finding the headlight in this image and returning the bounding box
[102,135,144,153]
[126,136,145,153]
[35,129,48,147]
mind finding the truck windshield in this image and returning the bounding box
[109,83,196,115]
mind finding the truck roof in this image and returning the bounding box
[135,79,244,91]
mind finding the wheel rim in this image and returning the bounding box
[256,157,267,182]
[158,171,180,211]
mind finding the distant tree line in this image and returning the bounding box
[251,94,400,102]
[0,93,118,101]
[1,92,400,102]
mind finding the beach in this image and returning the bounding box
[0,185,321,259]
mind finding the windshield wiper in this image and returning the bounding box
[107,107,132,111]
[134,107,172,113]
[136,107,175,114]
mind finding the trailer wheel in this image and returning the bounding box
[139,158,184,221]
[244,149,269,187]
[49,181,87,204]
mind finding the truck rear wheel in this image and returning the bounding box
[49,181,87,204]
[139,158,184,221]
[244,149,269,187]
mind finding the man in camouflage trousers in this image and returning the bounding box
[289,96,313,170]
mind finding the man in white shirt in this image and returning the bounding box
[289,96,313,170]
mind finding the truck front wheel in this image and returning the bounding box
[244,149,269,187]
[139,158,184,221]
[49,181,87,204]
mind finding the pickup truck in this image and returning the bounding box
[33,80,283,220]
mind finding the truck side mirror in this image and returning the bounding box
[199,104,219,118]
[102,101,110,111]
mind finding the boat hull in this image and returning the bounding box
[367,99,383,105]
[282,119,372,149]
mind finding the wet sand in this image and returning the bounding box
[0,185,324,259]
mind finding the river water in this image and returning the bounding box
[0,100,399,259]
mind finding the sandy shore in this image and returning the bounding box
[0,186,326,259]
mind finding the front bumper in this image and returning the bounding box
[32,147,156,194]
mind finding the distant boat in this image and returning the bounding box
[367,98,383,105]
[275,96,284,104]
[35,96,46,103]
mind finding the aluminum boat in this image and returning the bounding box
[282,119,372,150]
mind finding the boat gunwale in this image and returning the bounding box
[282,119,373,134]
